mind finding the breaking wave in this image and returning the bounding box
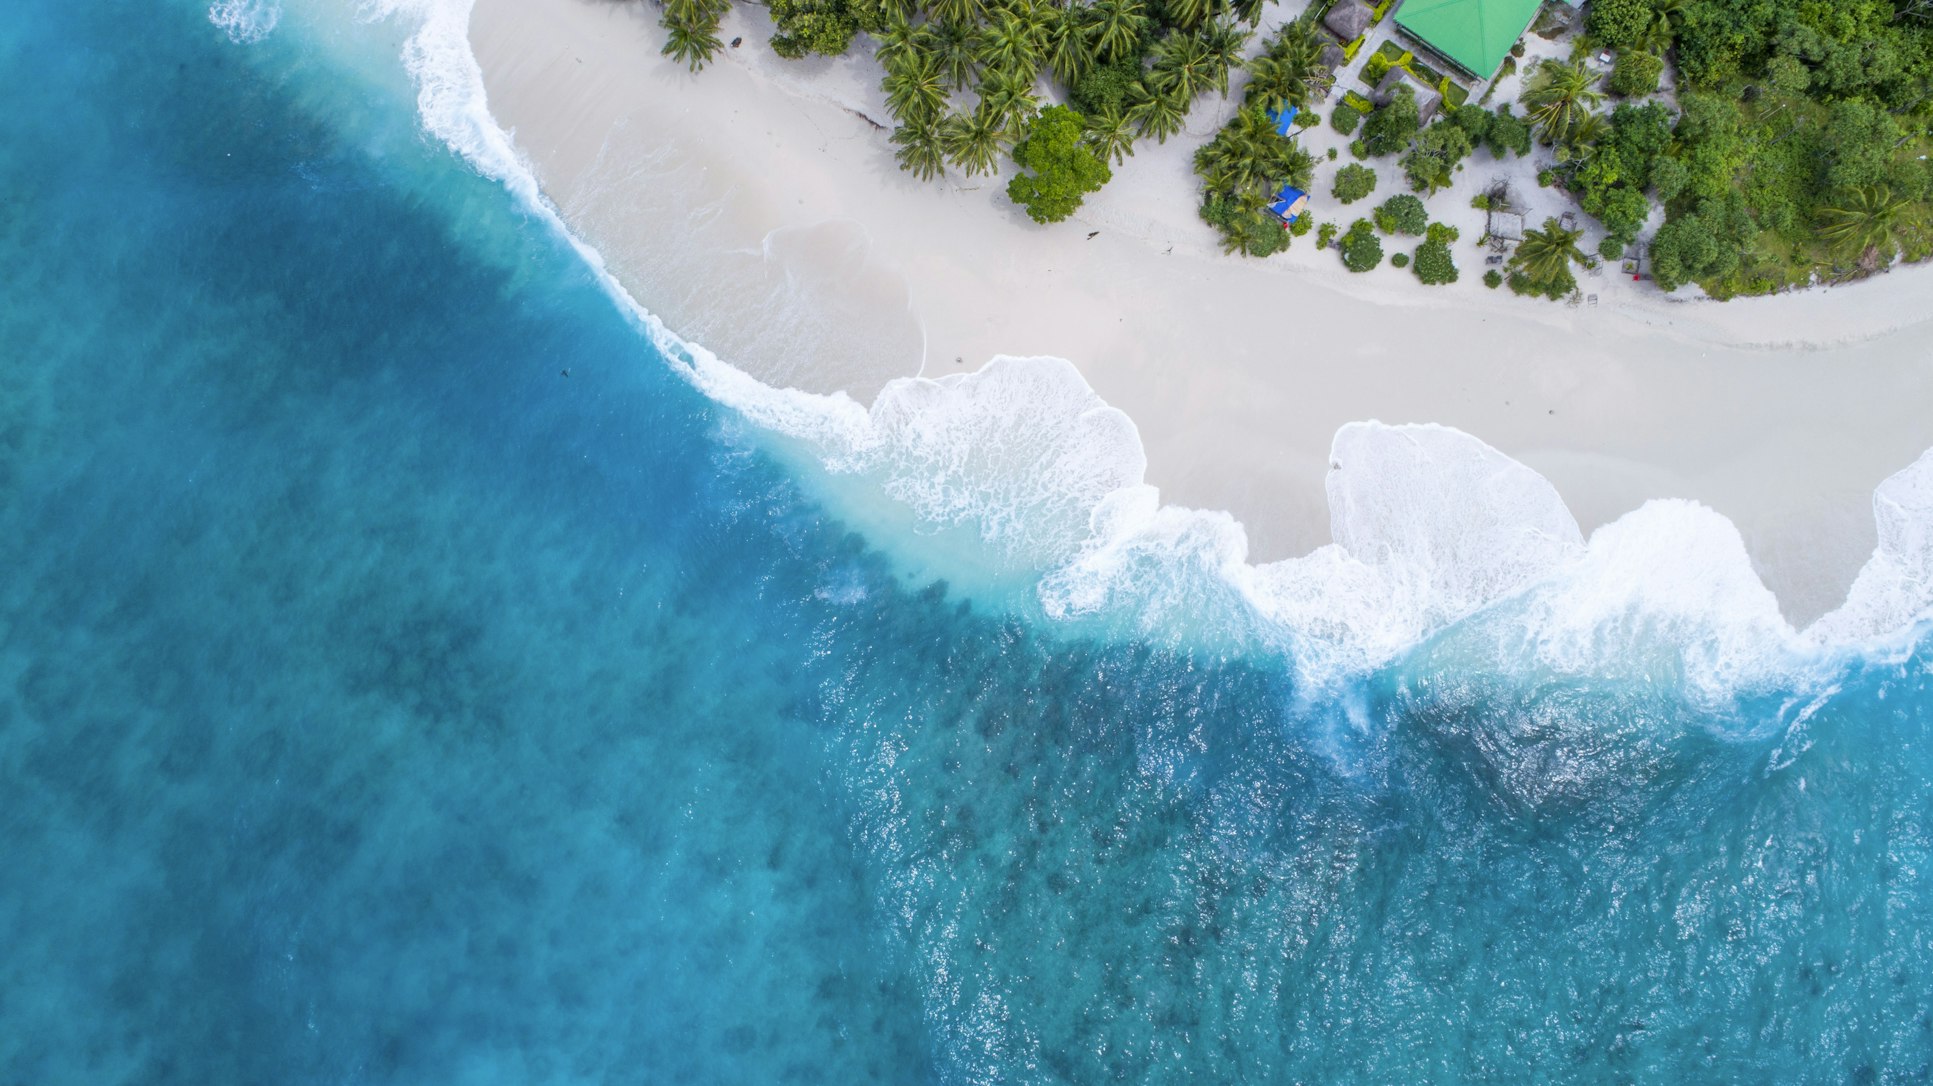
[350,0,1933,701]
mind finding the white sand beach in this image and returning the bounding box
[467,0,1933,623]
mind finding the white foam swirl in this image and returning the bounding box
[208,0,281,43]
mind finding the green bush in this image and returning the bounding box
[1317,221,1339,249]
[1597,234,1626,261]
[1586,0,1651,50]
[1391,252,1410,267]
[1070,56,1144,116]
[1608,50,1664,97]
[1289,213,1314,236]
[1332,163,1378,203]
[1361,85,1421,157]
[1339,218,1384,272]
[1470,192,1491,211]
[1349,138,1368,160]
[1198,192,1292,257]
[1327,147,1339,160]
[1006,106,1111,224]
[1412,239,1458,283]
[1425,221,1460,244]
[1331,104,1361,135]
[1536,168,1558,187]
[1372,193,1427,235]
[1509,267,1576,300]
[1296,110,1321,129]
[1483,268,1503,288]
[767,0,867,57]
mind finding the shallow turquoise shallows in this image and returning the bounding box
[4,2,1932,1084]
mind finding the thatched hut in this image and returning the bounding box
[1324,1,1372,42]
[1375,67,1443,124]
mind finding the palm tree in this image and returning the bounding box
[892,117,948,180]
[1085,100,1137,164]
[941,104,1008,175]
[928,0,987,28]
[661,20,722,71]
[1198,20,1251,94]
[978,65,1040,132]
[1552,110,1605,169]
[1637,0,1682,53]
[1045,11,1100,86]
[1089,0,1148,61]
[1197,105,1311,196]
[1229,0,1265,26]
[659,0,724,70]
[1126,81,1189,142]
[1512,217,1588,287]
[924,20,983,91]
[1242,22,1322,111]
[1193,115,1267,196]
[873,12,920,69]
[882,52,947,122]
[1819,185,1915,265]
[980,11,1045,78]
[1520,58,1603,144]
[1148,31,1215,100]
[1163,0,1213,32]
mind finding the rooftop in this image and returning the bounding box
[1392,0,1545,79]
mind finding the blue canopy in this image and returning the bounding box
[1268,185,1309,223]
[1268,105,1300,137]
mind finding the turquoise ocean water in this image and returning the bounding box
[5,1,1933,1082]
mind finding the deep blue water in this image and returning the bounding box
[5,2,1933,1083]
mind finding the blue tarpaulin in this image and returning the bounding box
[1268,105,1300,137]
[1268,185,1309,224]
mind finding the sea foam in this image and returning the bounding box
[351,0,1933,698]
[208,0,281,43]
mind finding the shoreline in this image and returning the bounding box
[467,0,1933,624]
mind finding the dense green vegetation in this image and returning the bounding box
[1009,105,1113,222]
[667,0,1294,221]
[1332,162,1376,203]
[1338,218,1383,271]
[1555,0,1933,295]
[657,0,1933,297]
[1193,16,1333,256]
[1372,193,1426,235]
[1507,216,1588,298]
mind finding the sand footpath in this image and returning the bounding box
[467,0,1933,623]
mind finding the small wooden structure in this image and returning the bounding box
[1375,67,1443,125]
[1324,1,1372,42]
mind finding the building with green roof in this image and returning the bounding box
[1392,0,1548,80]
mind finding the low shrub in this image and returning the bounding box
[1333,163,1378,203]
[1372,193,1427,235]
[1339,218,1384,271]
[1413,238,1457,283]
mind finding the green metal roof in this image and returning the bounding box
[1392,0,1544,78]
